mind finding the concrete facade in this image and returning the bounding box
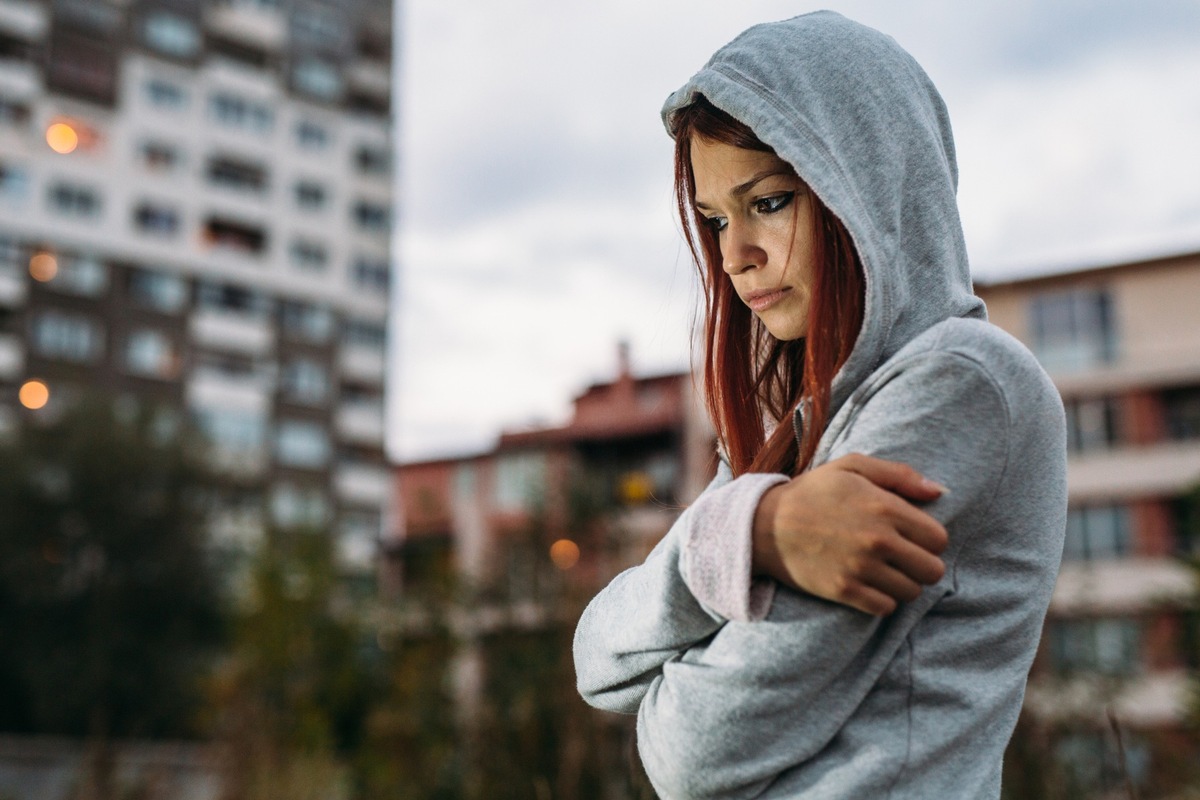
[0,0,394,571]
[977,250,1200,788]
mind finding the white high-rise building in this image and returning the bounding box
[0,0,395,572]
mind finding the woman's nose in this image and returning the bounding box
[721,222,763,275]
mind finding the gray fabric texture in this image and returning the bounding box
[573,11,1067,800]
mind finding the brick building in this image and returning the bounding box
[389,343,716,602]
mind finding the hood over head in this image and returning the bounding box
[662,11,986,423]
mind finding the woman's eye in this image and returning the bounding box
[705,216,728,233]
[755,192,795,215]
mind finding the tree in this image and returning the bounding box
[0,398,224,741]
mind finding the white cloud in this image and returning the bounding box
[390,0,1200,461]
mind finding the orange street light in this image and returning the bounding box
[550,538,581,570]
[46,122,80,154]
[29,252,57,282]
[19,379,50,410]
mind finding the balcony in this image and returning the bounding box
[189,308,274,357]
[335,400,385,445]
[185,365,273,414]
[1068,441,1200,501]
[1026,670,1190,726]
[208,507,266,550]
[203,3,286,52]
[334,462,390,506]
[339,344,385,384]
[347,60,390,100]
[0,59,40,101]
[1050,558,1194,616]
[0,1,48,42]
[0,263,25,306]
[0,333,22,379]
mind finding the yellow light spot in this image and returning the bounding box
[29,252,57,282]
[46,122,80,154]
[619,471,654,504]
[19,379,50,410]
[549,538,580,570]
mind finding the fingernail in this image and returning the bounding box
[922,478,950,495]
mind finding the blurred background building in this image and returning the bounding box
[0,0,394,573]
[390,342,715,601]
[978,251,1200,790]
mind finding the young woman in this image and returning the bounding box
[573,12,1067,799]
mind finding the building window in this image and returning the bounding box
[270,482,329,529]
[194,407,267,456]
[494,451,546,512]
[289,239,328,271]
[1049,618,1141,677]
[1163,385,1200,442]
[31,311,103,362]
[351,257,389,292]
[293,180,327,210]
[294,120,330,150]
[0,163,29,203]
[144,79,188,110]
[338,511,380,565]
[1065,396,1117,454]
[138,141,183,172]
[281,358,329,405]
[343,318,386,350]
[281,301,334,343]
[1063,504,1132,562]
[1030,288,1116,372]
[128,269,188,313]
[275,420,331,469]
[293,59,342,101]
[354,145,390,176]
[209,92,273,133]
[352,201,390,233]
[36,254,108,296]
[133,202,180,236]
[292,8,345,49]
[123,329,178,379]
[207,155,268,193]
[142,11,201,58]
[202,217,267,256]
[196,281,271,317]
[47,182,102,219]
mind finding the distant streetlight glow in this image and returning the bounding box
[549,538,580,570]
[19,379,50,410]
[46,122,80,154]
[29,252,57,282]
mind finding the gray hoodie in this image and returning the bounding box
[573,11,1067,799]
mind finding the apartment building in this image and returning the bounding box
[977,250,1200,790]
[0,0,394,571]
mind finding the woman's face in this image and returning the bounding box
[690,136,817,342]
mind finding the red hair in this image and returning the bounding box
[672,97,865,477]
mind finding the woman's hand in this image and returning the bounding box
[752,453,949,615]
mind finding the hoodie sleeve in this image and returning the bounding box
[572,461,788,714]
[635,351,1012,799]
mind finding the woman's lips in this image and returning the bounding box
[744,287,791,312]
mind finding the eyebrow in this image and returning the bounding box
[694,169,791,211]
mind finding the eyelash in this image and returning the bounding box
[705,191,796,233]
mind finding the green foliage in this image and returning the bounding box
[0,399,223,739]
[210,530,386,799]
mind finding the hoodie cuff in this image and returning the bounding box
[682,473,789,623]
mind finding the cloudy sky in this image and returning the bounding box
[390,0,1200,462]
